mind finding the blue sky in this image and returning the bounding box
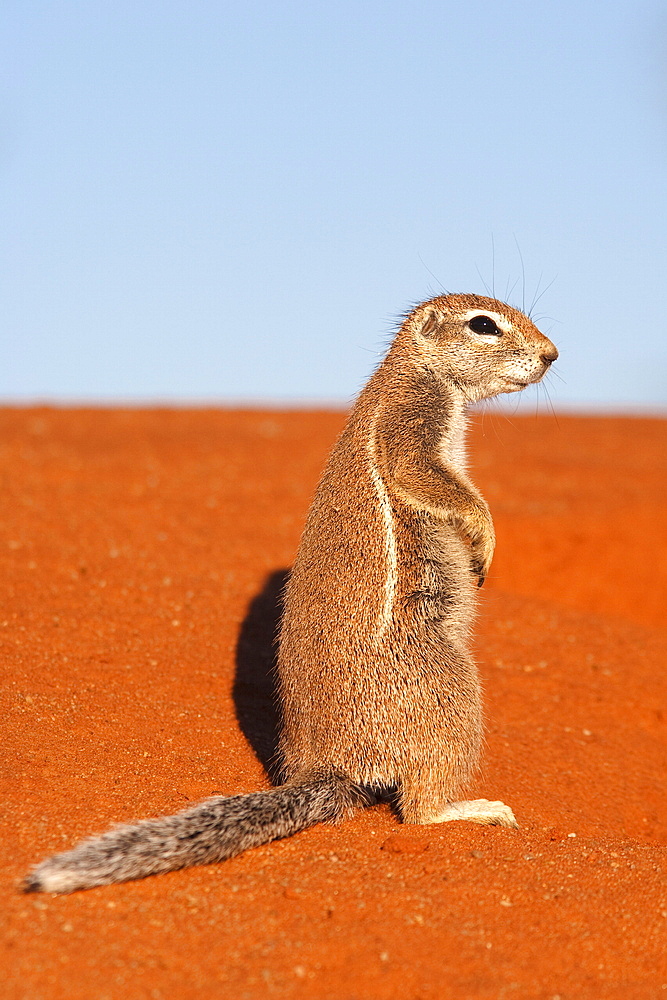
[2,0,666,409]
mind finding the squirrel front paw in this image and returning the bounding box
[469,520,495,588]
[471,558,488,587]
[471,550,493,587]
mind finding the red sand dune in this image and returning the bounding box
[2,408,666,999]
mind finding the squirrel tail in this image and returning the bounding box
[23,774,370,894]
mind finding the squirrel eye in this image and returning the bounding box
[469,314,502,336]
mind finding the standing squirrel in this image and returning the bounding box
[24,293,558,893]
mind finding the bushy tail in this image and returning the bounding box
[23,774,368,894]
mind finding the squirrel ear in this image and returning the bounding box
[417,307,440,339]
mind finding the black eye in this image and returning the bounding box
[469,314,502,336]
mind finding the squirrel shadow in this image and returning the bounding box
[233,568,289,784]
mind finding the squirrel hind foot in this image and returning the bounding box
[423,798,519,829]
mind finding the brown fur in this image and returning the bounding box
[279,294,557,822]
[23,294,557,892]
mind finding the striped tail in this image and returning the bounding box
[23,774,368,894]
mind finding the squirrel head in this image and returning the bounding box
[402,294,558,401]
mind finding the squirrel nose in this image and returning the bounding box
[540,347,558,366]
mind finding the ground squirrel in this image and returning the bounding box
[24,293,558,893]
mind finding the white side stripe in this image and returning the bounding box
[367,417,397,638]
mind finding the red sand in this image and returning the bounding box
[2,408,666,999]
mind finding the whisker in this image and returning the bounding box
[530,313,558,326]
[529,272,544,317]
[505,277,519,303]
[513,235,526,314]
[475,264,493,298]
[417,254,446,293]
[529,275,558,315]
[491,401,508,446]
[541,377,561,428]
[491,234,496,299]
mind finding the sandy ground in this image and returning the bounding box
[2,407,666,1000]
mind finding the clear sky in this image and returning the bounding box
[2,0,666,409]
